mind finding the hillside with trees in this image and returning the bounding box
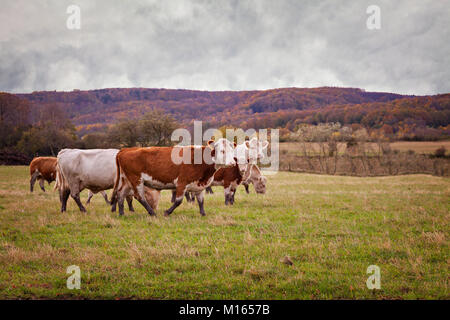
[1,87,449,165]
[13,87,449,140]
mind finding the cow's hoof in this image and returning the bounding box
[164,211,170,217]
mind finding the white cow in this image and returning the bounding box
[55,149,134,213]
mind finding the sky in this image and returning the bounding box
[0,0,449,95]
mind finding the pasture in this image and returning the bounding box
[0,166,448,299]
[279,141,450,156]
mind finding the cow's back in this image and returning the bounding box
[30,157,57,180]
[118,146,214,184]
[57,149,119,192]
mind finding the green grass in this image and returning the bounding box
[0,166,448,299]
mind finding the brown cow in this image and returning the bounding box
[111,139,236,216]
[30,157,57,192]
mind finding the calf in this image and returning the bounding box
[30,157,57,192]
[55,149,135,213]
[112,139,236,216]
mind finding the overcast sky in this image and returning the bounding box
[1,0,449,95]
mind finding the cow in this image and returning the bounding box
[235,137,269,173]
[31,156,111,205]
[190,163,266,205]
[240,164,267,195]
[176,137,269,205]
[30,157,57,192]
[111,138,236,217]
[55,149,138,213]
[210,163,246,205]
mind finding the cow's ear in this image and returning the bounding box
[262,140,269,149]
[207,140,215,150]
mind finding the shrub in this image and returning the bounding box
[434,146,447,158]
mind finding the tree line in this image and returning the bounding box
[0,92,179,160]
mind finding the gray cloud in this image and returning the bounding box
[0,0,449,94]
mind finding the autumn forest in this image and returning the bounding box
[1,87,449,162]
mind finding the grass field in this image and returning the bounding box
[280,141,450,155]
[0,166,448,299]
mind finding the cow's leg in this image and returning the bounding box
[230,188,236,205]
[30,171,39,192]
[165,185,185,216]
[185,192,194,203]
[224,185,232,205]
[244,183,250,194]
[133,183,156,216]
[206,186,213,194]
[38,178,46,192]
[100,191,110,204]
[117,193,125,216]
[126,196,134,212]
[195,191,206,216]
[171,190,176,203]
[86,190,94,205]
[110,191,117,212]
[60,188,70,213]
[72,194,87,212]
[70,186,86,213]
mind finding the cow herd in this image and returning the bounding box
[29,137,268,217]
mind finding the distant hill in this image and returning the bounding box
[15,87,450,136]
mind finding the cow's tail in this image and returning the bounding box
[53,160,67,192]
[110,152,122,206]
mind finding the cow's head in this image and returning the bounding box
[253,175,267,194]
[235,137,269,173]
[245,137,269,164]
[208,138,236,169]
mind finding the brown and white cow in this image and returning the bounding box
[241,164,267,195]
[111,139,236,216]
[180,138,269,205]
[178,163,267,205]
[30,157,57,192]
[211,163,266,205]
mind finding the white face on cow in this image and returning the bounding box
[235,137,269,173]
[245,137,269,163]
[208,138,236,168]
